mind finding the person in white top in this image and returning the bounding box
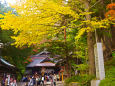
[40,76,44,86]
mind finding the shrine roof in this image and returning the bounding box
[27,50,59,67]
[0,56,15,67]
[35,62,55,67]
[27,59,44,67]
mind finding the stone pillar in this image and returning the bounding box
[94,43,105,80]
[91,80,100,86]
[92,43,105,86]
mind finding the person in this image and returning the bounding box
[40,76,44,86]
[50,74,53,86]
[37,76,41,86]
[56,75,59,81]
[22,76,29,86]
[5,77,10,86]
[22,76,26,82]
[46,75,49,81]
[53,74,56,86]
[1,77,5,86]
[51,74,56,86]
[12,79,17,86]
[7,75,10,86]
[32,76,36,86]
[28,77,33,86]
[10,78,13,86]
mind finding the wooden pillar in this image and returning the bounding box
[62,72,63,81]
[59,72,60,81]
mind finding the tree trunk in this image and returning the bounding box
[66,56,71,77]
[111,26,115,50]
[85,0,95,75]
[87,32,95,75]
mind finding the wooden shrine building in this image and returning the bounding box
[26,50,60,75]
[0,56,16,81]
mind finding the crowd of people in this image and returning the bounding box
[0,72,59,86]
[22,72,58,86]
[0,74,17,86]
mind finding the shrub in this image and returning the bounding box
[65,74,94,86]
[99,51,115,86]
[99,78,115,86]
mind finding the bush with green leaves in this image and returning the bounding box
[99,51,115,86]
[99,78,115,86]
[99,67,115,86]
[65,74,94,86]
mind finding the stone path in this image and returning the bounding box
[56,81,64,86]
[17,81,64,86]
[45,81,64,86]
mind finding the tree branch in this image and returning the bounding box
[90,0,101,9]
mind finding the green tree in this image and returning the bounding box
[0,2,33,78]
[0,0,111,77]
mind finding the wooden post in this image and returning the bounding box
[59,72,60,81]
[62,72,63,81]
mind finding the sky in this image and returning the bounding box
[1,0,16,5]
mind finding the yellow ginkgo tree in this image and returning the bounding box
[0,0,78,47]
[0,0,110,47]
[0,0,111,76]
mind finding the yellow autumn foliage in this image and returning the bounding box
[0,0,79,47]
[0,0,110,47]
